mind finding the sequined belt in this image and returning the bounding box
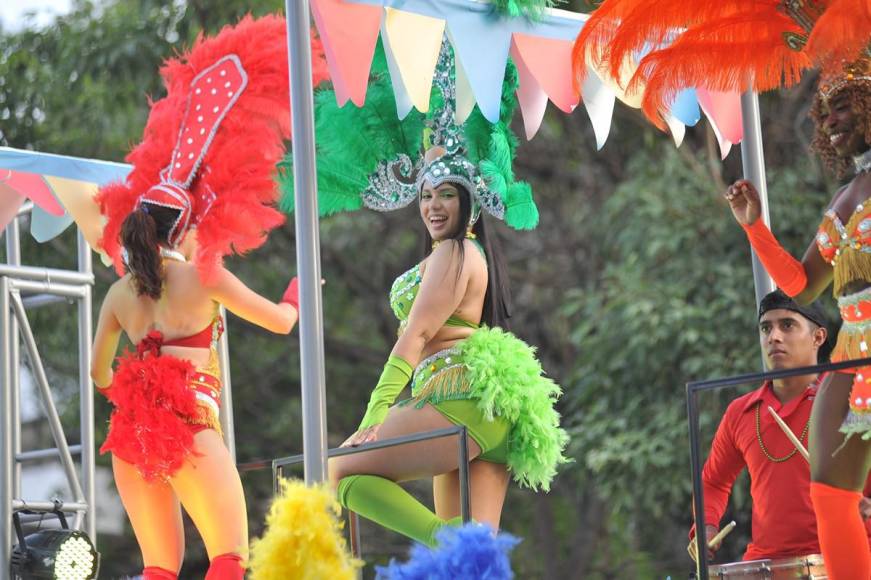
[833,287,871,364]
[409,347,471,406]
[190,371,221,418]
[839,287,871,324]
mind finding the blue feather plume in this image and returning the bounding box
[376,523,520,580]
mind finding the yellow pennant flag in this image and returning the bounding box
[383,7,445,113]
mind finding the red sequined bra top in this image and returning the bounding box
[137,317,224,356]
[816,201,871,296]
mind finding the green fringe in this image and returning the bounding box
[458,327,570,491]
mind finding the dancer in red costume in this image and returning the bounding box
[726,55,871,580]
[91,16,327,579]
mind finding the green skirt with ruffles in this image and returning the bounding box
[404,326,570,491]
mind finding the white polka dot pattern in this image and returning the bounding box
[167,55,247,187]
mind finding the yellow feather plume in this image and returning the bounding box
[249,479,362,580]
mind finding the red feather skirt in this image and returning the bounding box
[100,350,221,481]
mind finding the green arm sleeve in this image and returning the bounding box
[358,355,414,430]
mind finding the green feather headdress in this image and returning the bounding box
[492,0,560,19]
[278,37,538,231]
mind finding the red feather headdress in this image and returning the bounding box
[572,0,870,128]
[97,15,329,282]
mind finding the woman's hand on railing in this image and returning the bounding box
[340,425,381,448]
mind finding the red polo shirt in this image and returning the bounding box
[700,379,871,561]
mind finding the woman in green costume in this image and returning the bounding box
[311,42,569,547]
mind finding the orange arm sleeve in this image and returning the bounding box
[742,219,808,297]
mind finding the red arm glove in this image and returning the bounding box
[742,219,808,297]
[281,277,299,312]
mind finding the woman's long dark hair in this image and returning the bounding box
[421,184,513,329]
[120,203,179,300]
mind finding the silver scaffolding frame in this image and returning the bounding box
[1,203,97,568]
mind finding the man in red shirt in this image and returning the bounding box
[691,290,871,562]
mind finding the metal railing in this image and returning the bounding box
[240,425,472,560]
[686,356,871,580]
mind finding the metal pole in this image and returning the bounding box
[6,218,22,503]
[739,91,775,311]
[285,0,329,484]
[77,230,96,540]
[10,293,86,508]
[1,276,13,568]
[457,427,471,523]
[217,306,236,462]
[348,512,362,558]
[687,385,709,580]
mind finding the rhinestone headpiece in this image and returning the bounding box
[359,38,507,227]
[138,55,246,246]
[819,52,871,100]
[778,0,825,51]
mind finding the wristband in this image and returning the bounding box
[742,219,808,297]
[281,277,299,311]
[358,355,414,430]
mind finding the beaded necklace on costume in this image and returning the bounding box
[855,149,871,175]
[754,382,814,463]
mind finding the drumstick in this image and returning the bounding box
[708,520,736,547]
[767,406,810,462]
[687,520,737,563]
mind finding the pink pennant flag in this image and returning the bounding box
[2,169,65,216]
[0,185,25,232]
[696,89,743,146]
[512,42,549,140]
[511,33,579,114]
[311,0,382,107]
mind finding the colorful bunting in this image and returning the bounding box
[311,0,382,107]
[324,0,742,151]
[514,44,551,140]
[382,7,445,114]
[0,184,25,233]
[446,12,513,122]
[580,73,615,150]
[512,33,578,114]
[0,147,130,249]
[697,89,743,144]
[671,88,701,127]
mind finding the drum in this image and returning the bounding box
[709,555,826,579]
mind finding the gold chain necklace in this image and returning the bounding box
[755,401,810,463]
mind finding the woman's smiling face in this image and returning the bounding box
[420,181,462,241]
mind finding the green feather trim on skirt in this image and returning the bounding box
[457,327,569,491]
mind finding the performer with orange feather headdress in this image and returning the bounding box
[575,2,870,577]
[90,15,329,579]
[722,53,871,580]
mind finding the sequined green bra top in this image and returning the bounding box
[389,242,485,334]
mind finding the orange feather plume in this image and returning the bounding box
[572,0,749,92]
[807,0,871,73]
[633,10,811,127]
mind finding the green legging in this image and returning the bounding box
[336,399,509,546]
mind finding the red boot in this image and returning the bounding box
[205,553,244,580]
[142,566,178,580]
